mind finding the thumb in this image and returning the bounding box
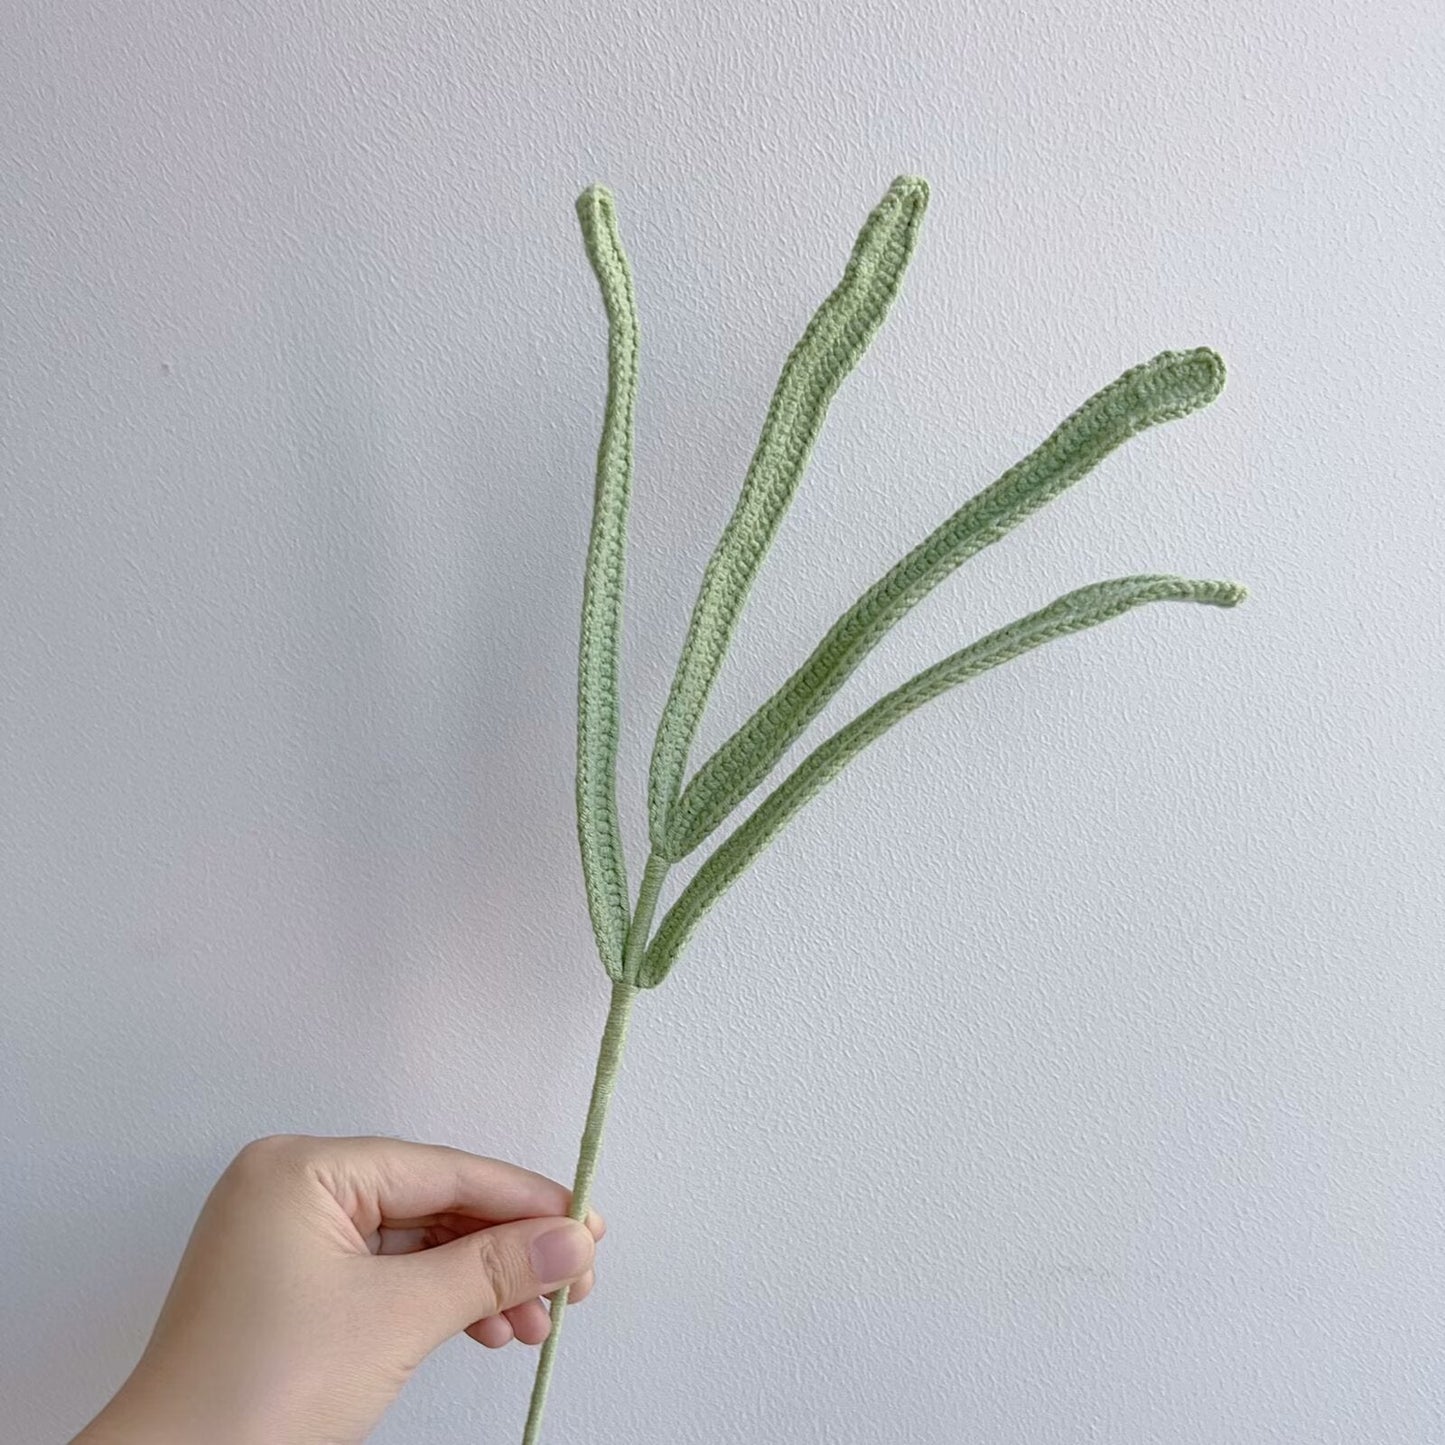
[396,1216,596,1346]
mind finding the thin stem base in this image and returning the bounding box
[520,978,638,1443]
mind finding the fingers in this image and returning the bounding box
[464,1266,597,1351]
[466,1313,514,1349]
[417,1207,606,1245]
[569,1267,595,1305]
[463,1299,566,1351]
[370,1207,606,1264]
[396,1214,595,1347]
[504,1298,553,1346]
[322,1136,570,1223]
[236,1135,608,1357]
[274,1135,605,1237]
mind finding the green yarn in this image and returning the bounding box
[646,176,930,854]
[663,347,1227,860]
[575,186,640,980]
[518,174,1245,1441]
[521,862,665,1442]
[639,574,1244,988]
[520,980,637,1445]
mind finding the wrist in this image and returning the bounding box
[72,1371,265,1445]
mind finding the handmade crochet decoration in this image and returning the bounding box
[521,174,1244,1441]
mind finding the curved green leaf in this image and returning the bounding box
[575,185,640,978]
[647,175,931,856]
[639,574,1246,987]
[666,348,1226,858]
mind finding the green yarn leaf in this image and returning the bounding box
[531,176,1249,1443]
[575,186,640,979]
[638,574,1246,987]
[647,175,931,856]
[664,348,1226,858]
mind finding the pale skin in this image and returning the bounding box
[71,1135,603,1445]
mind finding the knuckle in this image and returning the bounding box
[229,1133,306,1178]
[471,1232,521,1314]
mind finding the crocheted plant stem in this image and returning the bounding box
[519,983,635,1445]
[518,174,1245,1441]
[521,856,666,1444]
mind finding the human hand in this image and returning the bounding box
[72,1134,602,1445]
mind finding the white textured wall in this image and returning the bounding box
[4,2,1442,1441]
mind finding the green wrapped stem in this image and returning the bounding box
[535,172,1245,1440]
[521,979,636,1445]
[522,856,668,1442]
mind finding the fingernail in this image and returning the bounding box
[530,1222,592,1288]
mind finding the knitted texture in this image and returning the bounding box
[575,187,640,978]
[519,173,1246,1443]
[521,980,638,1444]
[521,863,665,1442]
[639,574,1244,987]
[646,176,930,854]
[663,348,1226,859]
